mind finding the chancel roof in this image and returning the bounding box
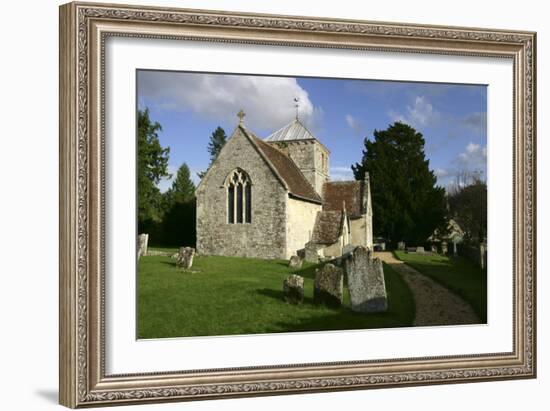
[264,118,317,142]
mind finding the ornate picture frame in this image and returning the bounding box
[59,1,536,408]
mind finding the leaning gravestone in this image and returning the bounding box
[397,241,406,251]
[344,246,388,313]
[288,255,303,269]
[304,243,319,263]
[137,233,149,259]
[313,263,343,307]
[177,247,195,270]
[283,274,304,304]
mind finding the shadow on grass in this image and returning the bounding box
[268,309,409,333]
[255,288,315,305]
[159,260,177,268]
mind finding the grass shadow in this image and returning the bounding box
[255,288,315,305]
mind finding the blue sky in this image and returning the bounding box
[137,70,487,191]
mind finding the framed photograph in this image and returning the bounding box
[59,1,537,408]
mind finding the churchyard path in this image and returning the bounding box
[375,252,479,326]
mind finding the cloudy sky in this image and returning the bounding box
[137,70,487,191]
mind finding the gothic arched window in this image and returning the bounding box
[226,169,252,224]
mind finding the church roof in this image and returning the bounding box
[242,127,322,204]
[265,118,317,142]
[323,181,363,219]
[311,210,345,244]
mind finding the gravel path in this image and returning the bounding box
[375,251,479,326]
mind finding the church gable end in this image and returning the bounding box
[196,126,289,259]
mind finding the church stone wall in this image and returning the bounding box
[286,198,321,259]
[196,128,288,259]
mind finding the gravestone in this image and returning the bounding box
[137,233,148,259]
[288,255,303,269]
[397,241,406,251]
[342,244,357,256]
[431,244,437,253]
[177,247,195,270]
[313,263,343,307]
[441,241,448,255]
[344,246,388,313]
[416,246,425,254]
[283,274,304,304]
[304,243,319,263]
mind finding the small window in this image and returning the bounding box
[226,169,252,224]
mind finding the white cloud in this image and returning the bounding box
[345,114,364,136]
[138,71,322,132]
[330,166,354,181]
[389,96,440,129]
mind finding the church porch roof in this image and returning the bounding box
[311,210,346,245]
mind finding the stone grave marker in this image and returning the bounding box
[177,247,195,270]
[283,274,304,304]
[137,233,148,259]
[313,263,343,307]
[288,255,303,269]
[344,246,388,313]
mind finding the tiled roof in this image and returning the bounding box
[311,210,345,244]
[323,181,363,218]
[265,118,316,142]
[242,127,322,204]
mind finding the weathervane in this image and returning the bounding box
[294,97,300,119]
[237,109,245,125]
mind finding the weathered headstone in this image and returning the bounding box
[397,241,406,251]
[304,243,319,263]
[313,263,343,307]
[288,255,303,269]
[137,233,149,259]
[344,246,388,313]
[441,241,448,255]
[431,244,437,253]
[177,247,195,270]
[283,274,304,304]
[416,246,425,254]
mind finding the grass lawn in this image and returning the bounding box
[394,251,487,323]
[138,252,415,338]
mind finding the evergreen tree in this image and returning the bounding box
[137,108,170,231]
[165,163,196,205]
[352,122,447,245]
[162,163,197,247]
[198,126,227,178]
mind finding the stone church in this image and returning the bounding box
[196,113,373,260]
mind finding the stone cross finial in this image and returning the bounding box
[237,109,245,125]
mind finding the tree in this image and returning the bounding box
[137,108,170,231]
[165,163,196,205]
[352,122,447,245]
[447,177,487,243]
[197,126,227,178]
[162,163,197,247]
